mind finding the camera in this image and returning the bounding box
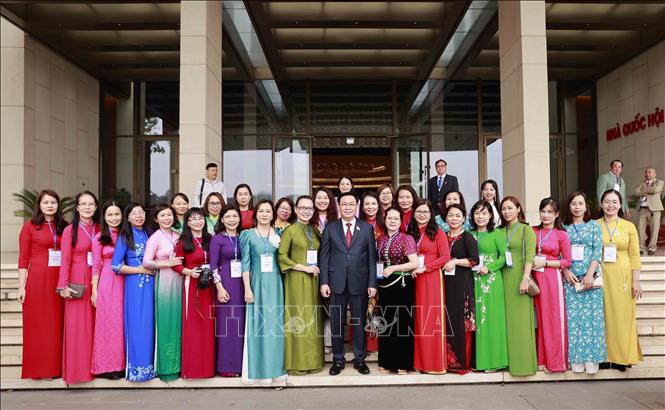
[197,264,213,290]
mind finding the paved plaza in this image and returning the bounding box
[1,380,664,409]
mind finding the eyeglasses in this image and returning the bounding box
[340,203,356,208]
[298,206,314,212]
[379,192,392,196]
[208,202,222,206]
[129,211,146,217]
[78,202,96,208]
[415,210,431,215]
[189,217,205,222]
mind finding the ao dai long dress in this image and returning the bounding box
[471,228,508,371]
[444,231,479,373]
[413,228,450,373]
[563,221,607,366]
[112,227,155,382]
[91,230,125,374]
[143,229,182,381]
[18,221,64,379]
[241,228,286,381]
[278,223,324,373]
[57,222,97,384]
[531,227,572,372]
[598,217,643,366]
[173,239,215,379]
[500,222,538,376]
[377,232,417,371]
[209,232,245,375]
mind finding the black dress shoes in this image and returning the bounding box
[354,361,370,375]
[329,362,345,376]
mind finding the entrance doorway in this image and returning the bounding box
[312,137,392,196]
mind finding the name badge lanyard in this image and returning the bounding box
[47,222,58,249]
[80,222,97,244]
[537,228,554,256]
[193,236,207,264]
[447,232,462,255]
[571,224,582,244]
[225,233,239,261]
[604,218,619,244]
[505,223,520,248]
[256,228,271,255]
[300,223,315,249]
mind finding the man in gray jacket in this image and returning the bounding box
[320,192,377,375]
[597,159,630,218]
[634,167,664,255]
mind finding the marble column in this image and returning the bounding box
[179,0,223,197]
[498,0,550,223]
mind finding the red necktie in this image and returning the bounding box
[346,223,353,247]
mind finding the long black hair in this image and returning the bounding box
[469,200,496,232]
[396,185,419,213]
[99,201,122,246]
[118,202,147,251]
[337,176,355,196]
[251,199,275,227]
[536,197,565,231]
[31,189,67,235]
[480,179,501,211]
[179,207,211,253]
[406,199,439,242]
[71,190,99,247]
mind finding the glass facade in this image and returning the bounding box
[100,76,596,206]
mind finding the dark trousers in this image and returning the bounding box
[329,288,368,364]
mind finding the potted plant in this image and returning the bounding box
[12,189,75,220]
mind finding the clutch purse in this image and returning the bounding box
[68,282,86,299]
[574,270,603,292]
[526,276,540,297]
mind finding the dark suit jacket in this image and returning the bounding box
[320,219,377,295]
[428,174,459,208]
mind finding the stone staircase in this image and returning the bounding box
[1,256,664,390]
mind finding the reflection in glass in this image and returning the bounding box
[394,136,428,198]
[274,138,311,200]
[486,138,503,197]
[147,141,172,205]
[430,134,479,205]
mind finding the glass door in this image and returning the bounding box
[273,136,312,200]
[137,137,179,206]
[481,134,503,198]
[392,134,430,198]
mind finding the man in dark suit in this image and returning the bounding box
[427,159,459,210]
[320,192,377,375]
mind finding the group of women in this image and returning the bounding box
[17,176,643,384]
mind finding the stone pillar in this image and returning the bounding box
[1,18,28,256]
[179,0,223,198]
[498,0,550,223]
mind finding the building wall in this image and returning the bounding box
[597,40,665,207]
[0,17,99,254]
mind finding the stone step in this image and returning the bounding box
[0,362,663,390]
[637,306,665,319]
[640,272,665,280]
[638,296,665,305]
[0,334,21,346]
[0,291,17,301]
[0,278,19,290]
[1,300,21,313]
[641,264,665,272]
[0,313,21,328]
[642,283,665,292]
